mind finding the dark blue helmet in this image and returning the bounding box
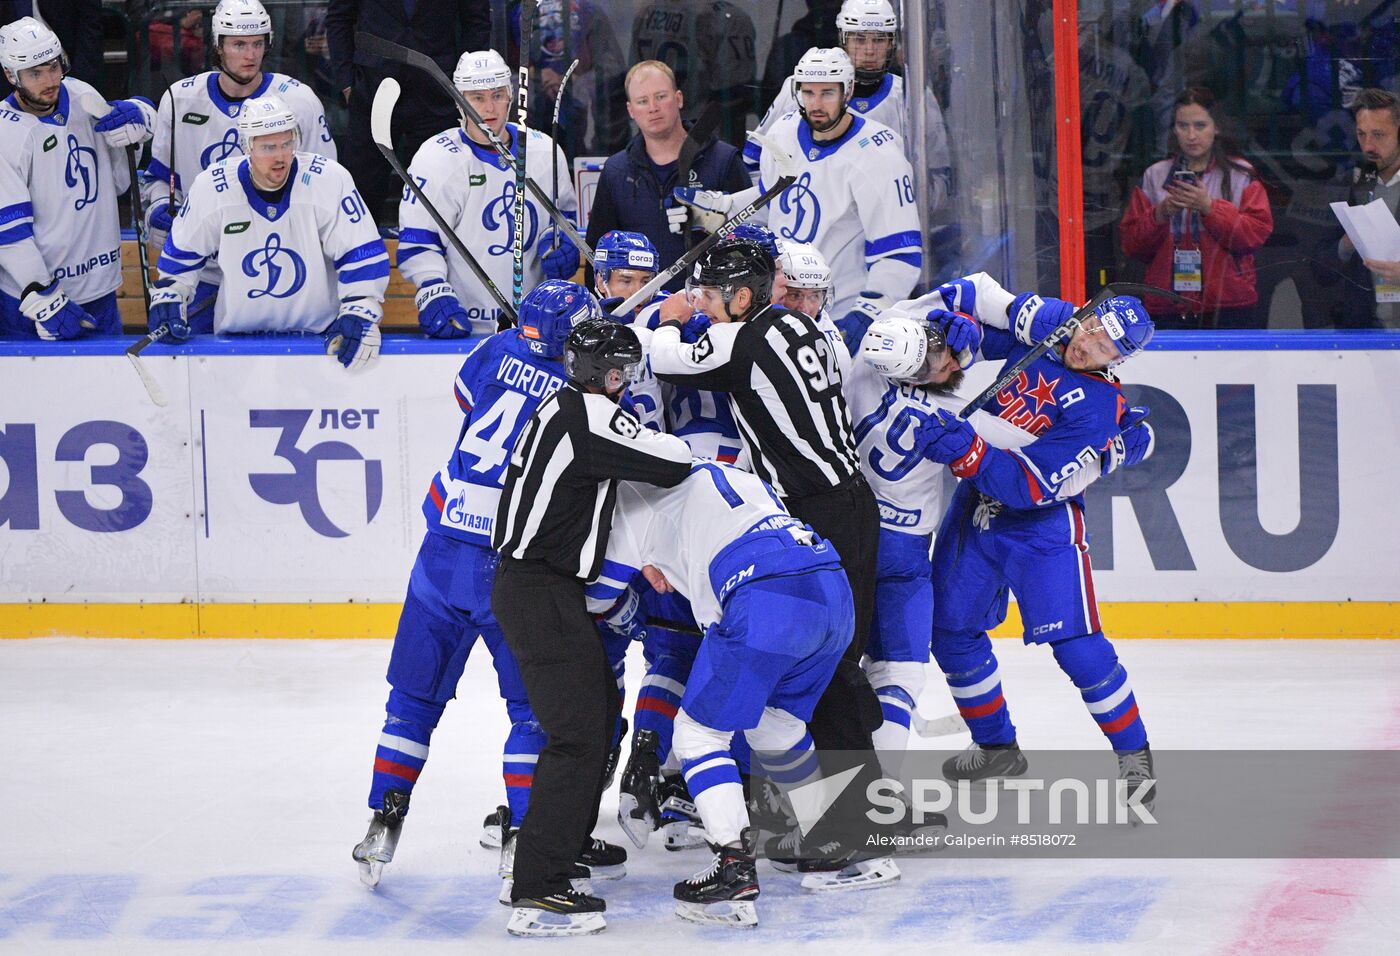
[518,279,601,358]
[595,230,659,280]
[726,223,780,259]
[1094,295,1153,365]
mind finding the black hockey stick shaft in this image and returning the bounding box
[513,0,534,309]
[126,146,152,316]
[355,31,594,265]
[371,79,519,328]
[677,101,722,253]
[610,174,796,318]
[957,281,1183,419]
[550,58,579,253]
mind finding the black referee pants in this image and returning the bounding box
[491,559,621,899]
[784,475,883,752]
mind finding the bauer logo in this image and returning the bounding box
[246,409,383,538]
[182,111,209,125]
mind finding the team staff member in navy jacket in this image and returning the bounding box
[585,60,749,292]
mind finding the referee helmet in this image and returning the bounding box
[687,238,775,320]
[564,317,643,394]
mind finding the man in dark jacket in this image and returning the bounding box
[585,60,749,292]
[324,0,491,223]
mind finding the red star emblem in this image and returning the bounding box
[1024,372,1061,414]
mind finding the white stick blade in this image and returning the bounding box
[127,353,168,407]
[78,91,109,120]
[747,130,797,177]
[371,79,400,149]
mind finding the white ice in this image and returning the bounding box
[9,636,1400,955]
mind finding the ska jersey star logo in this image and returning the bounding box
[1025,372,1061,415]
[994,369,1058,436]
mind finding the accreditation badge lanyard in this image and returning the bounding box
[1170,204,1203,293]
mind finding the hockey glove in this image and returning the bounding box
[538,226,580,280]
[414,279,469,339]
[935,276,978,315]
[917,408,988,478]
[1101,406,1155,476]
[93,97,155,148]
[671,186,732,234]
[325,301,382,371]
[147,198,175,234]
[835,293,887,347]
[19,279,95,341]
[147,279,192,342]
[665,200,689,235]
[926,307,982,368]
[1010,293,1077,351]
[600,585,642,642]
[679,312,711,344]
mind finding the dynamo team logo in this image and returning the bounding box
[242,233,307,299]
[777,171,820,244]
[484,181,539,257]
[64,134,100,212]
[201,127,243,168]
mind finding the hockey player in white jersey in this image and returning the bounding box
[150,96,387,369]
[396,50,579,337]
[675,47,922,335]
[745,0,951,210]
[0,17,154,339]
[142,0,335,331]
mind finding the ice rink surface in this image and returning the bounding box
[9,636,1399,955]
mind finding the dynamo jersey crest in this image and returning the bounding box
[242,232,307,299]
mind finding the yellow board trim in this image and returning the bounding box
[2,602,1396,640]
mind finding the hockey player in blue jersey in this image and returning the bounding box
[913,273,1158,801]
[351,280,626,889]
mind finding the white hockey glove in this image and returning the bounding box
[671,187,732,234]
[325,300,383,371]
[665,202,689,235]
[92,97,156,148]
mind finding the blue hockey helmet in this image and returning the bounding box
[518,279,601,358]
[725,223,780,260]
[1093,295,1153,365]
[595,230,659,280]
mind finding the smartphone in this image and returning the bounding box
[1171,170,1199,186]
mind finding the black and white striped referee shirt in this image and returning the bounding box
[493,384,693,580]
[649,305,860,498]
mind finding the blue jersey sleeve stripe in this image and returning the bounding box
[161,242,203,263]
[0,201,34,224]
[0,222,34,245]
[877,251,923,268]
[338,261,391,283]
[333,239,388,268]
[397,227,442,247]
[865,231,922,257]
[157,254,204,275]
[395,245,433,265]
[144,158,181,192]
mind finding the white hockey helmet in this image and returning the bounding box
[836,0,898,81]
[0,17,67,79]
[860,309,953,385]
[791,47,855,103]
[777,241,832,290]
[236,95,299,154]
[454,49,512,92]
[211,0,274,44]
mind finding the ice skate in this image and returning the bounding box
[479,803,508,850]
[658,772,707,851]
[673,839,760,928]
[351,789,408,888]
[506,888,607,937]
[579,836,627,880]
[617,729,662,848]
[797,840,901,892]
[1116,745,1156,824]
[885,809,949,854]
[498,826,595,903]
[942,740,1029,783]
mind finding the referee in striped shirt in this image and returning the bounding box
[492,316,691,922]
[649,238,883,754]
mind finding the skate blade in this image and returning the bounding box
[499,876,596,906]
[662,821,707,852]
[356,859,384,888]
[766,859,800,873]
[479,823,502,850]
[674,899,758,928]
[800,857,901,892]
[618,793,656,849]
[506,907,606,937]
[583,862,626,881]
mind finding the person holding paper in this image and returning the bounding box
[1120,87,1273,329]
[1336,88,1400,329]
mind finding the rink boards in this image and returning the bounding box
[1,332,1397,639]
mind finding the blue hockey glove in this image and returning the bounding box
[935,276,978,315]
[917,408,988,478]
[324,301,382,371]
[93,97,155,148]
[835,293,886,346]
[1101,406,1155,476]
[147,198,175,233]
[19,279,95,341]
[147,279,191,342]
[926,307,982,368]
[414,279,470,339]
[539,227,580,280]
[1010,293,1076,351]
[679,312,711,344]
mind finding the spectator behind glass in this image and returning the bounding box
[148,10,207,78]
[1120,87,1273,329]
[1335,87,1400,330]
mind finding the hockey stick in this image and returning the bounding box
[550,57,579,253]
[911,710,968,738]
[354,31,594,266]
[957,282,1186,419]
[676,101,722,253]
[370,79,518,329]
[79,93,153,317]
[513,0,535,309]
[125,326,169,407]
[609,132,798,318]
